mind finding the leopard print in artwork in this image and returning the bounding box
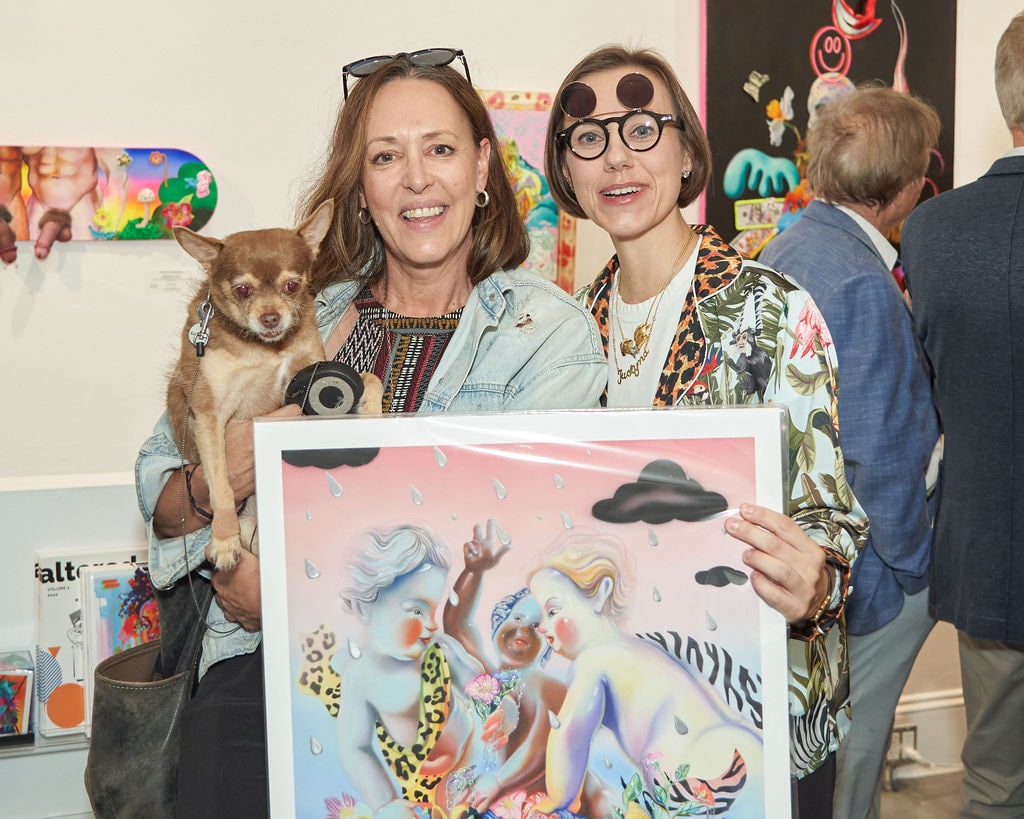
[585,225,742,407]
[296,625,341,718]
[374,642,452,805]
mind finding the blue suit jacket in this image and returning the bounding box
[901,155,1024,644]
[761,200,939,634]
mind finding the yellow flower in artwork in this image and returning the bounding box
[766,86,796,147]
[624,802,649,819]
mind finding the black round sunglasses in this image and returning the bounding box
[342,47,471,99]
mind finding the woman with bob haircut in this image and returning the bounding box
[545,44,868,817]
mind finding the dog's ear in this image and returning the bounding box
[173,226,224,270]
[296,199,335,258]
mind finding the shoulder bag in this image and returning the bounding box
[84,572,213,819]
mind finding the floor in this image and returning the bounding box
[879,769,964,818]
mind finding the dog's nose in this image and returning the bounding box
[261,312,281,329]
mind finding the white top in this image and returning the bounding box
[606,242,700,408]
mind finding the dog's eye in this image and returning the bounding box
[284,279,301,294]
[233,284,251,298]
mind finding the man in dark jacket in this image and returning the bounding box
[900,12,1024,817]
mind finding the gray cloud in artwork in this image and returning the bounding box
[281,447,379,469]
[695,566,749,587]
[591,459,728,524]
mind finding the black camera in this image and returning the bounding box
[285,361,366,416]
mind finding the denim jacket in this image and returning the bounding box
[136,268,606,678]
[582,225,869,778]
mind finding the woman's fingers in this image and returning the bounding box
[726,503,827,623]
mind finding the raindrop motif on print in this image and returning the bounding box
[674,715,689,735]
[310,735,323,755]
[496,522,512,546]
[648,528,659,546]
[326,474,343,498]
[553,474,565,489]
[347,638,361,659]
[434,446,447,467]
[560,511,574,529]
[548,710,561,729]
[706,610,718,631]
[493,477,508,500]
[304,559,321,579]
[652,586,662,603]
[449,589,460,606]
[411,485,424,505]
[306,510,313,521]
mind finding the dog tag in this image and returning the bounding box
[188,323,209,348]
[190,299,214,356]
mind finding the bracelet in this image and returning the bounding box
[184,465,213,521]
[791,552,852,642]
[807,569,836,623]
[184,464,249,521]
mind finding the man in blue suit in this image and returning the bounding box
[759,86,941,819]
[900,13,1024,817]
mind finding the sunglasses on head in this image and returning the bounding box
[342,47,471,99]
[557,72,683,160]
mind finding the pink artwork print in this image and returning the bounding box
[256,408,791,819]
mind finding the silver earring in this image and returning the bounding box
[682,170,691,180]
[475,190,490,208]
[358,207,372,225]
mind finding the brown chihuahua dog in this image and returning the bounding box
[167,200,332,571]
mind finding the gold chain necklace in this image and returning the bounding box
[610,232,696,383]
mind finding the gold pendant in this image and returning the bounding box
[620,321,652,358]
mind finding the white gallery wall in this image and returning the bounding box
[1,0,1019,483]
[1,0,686,482]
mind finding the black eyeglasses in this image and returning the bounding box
[558,111,681,160]
[556,72,682,160]
[342,47,471,99]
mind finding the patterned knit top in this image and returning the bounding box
[333,288,462,413]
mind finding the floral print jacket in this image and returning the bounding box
[581,224,869,778]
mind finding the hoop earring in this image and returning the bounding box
[358,207,373,225]
[475,190,490,209]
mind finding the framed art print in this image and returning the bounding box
[255,407,791,819]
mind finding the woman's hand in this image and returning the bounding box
[212,549,262,631]
[223,403,303,503]
[152,404,303,538]
[726,503,829,624]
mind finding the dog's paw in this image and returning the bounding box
[358,373,384,415]
[206,535,243,572]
